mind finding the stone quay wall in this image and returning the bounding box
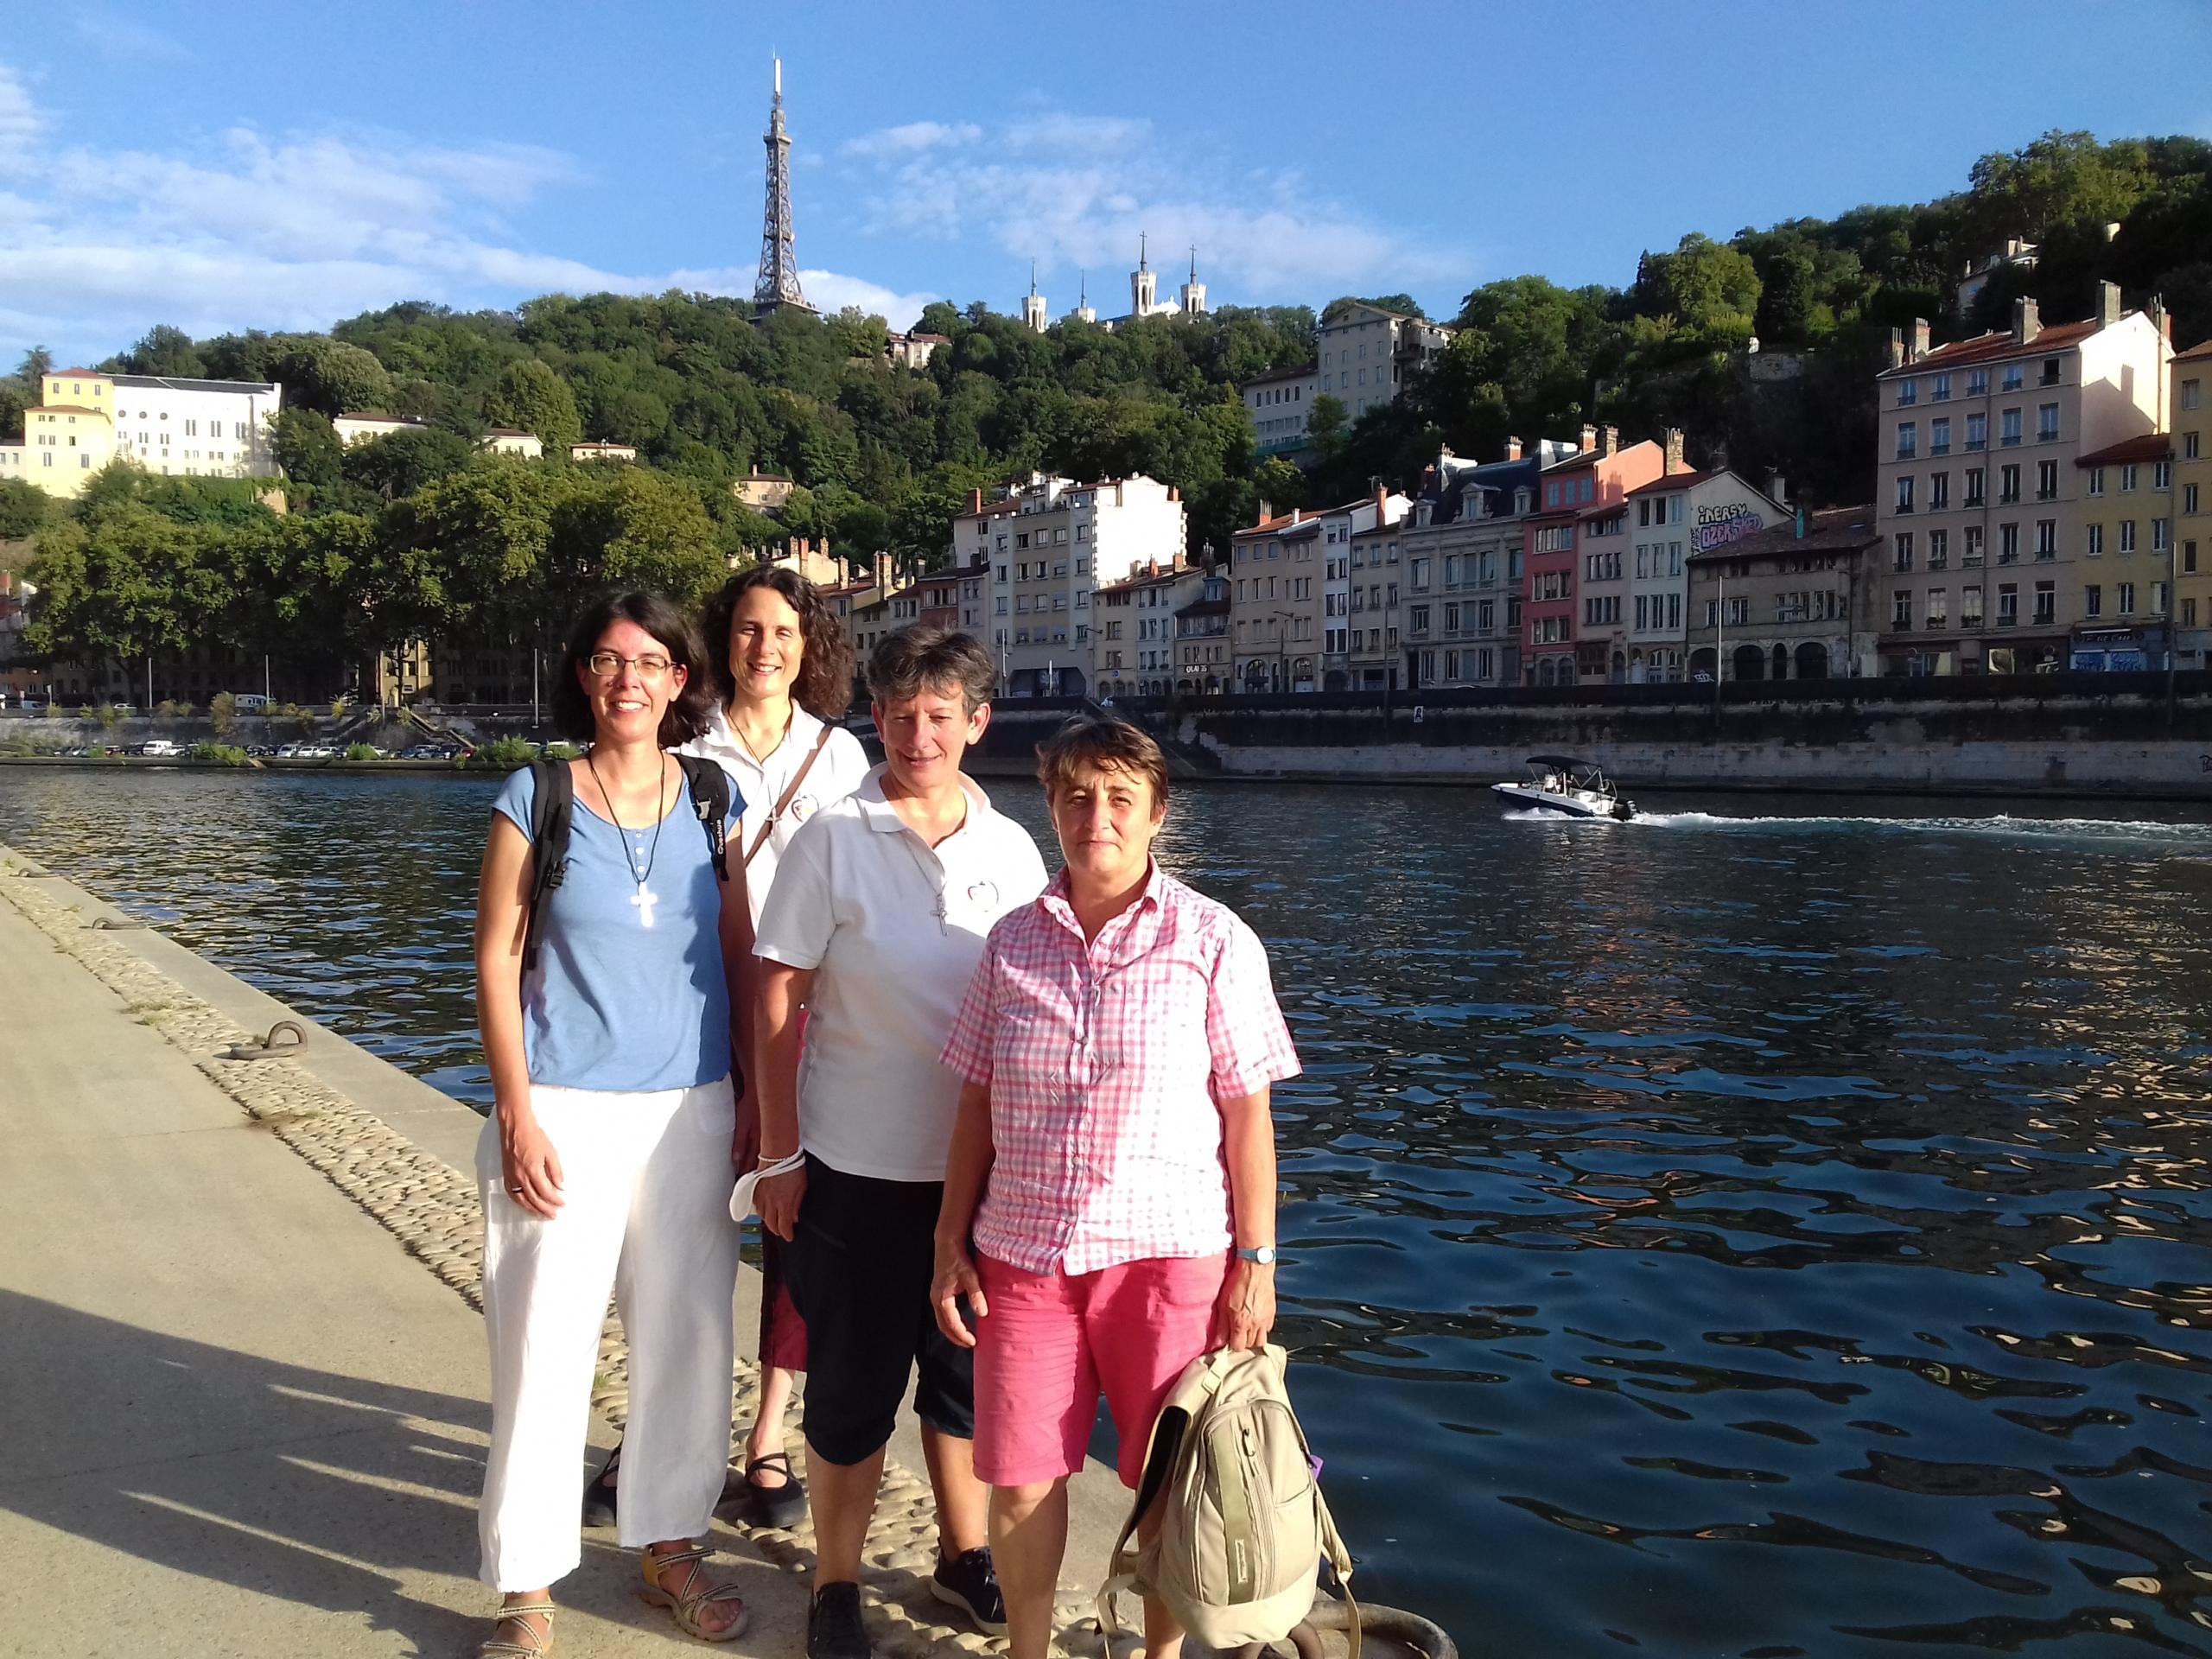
[963,673,2212,800]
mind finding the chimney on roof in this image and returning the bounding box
[1885,327,1905,371]
[2096,280,2122,326]
[2012,296,2041,346]
[969,487,982,513]
[1289,509,1302,526]
[1373,483,1388,521]
[1166,484,1179,502]
[1910,317,1930,361]
[1600,423,1618,457]
[1503,435,1522,462]
[1764,469,1787,505]
[2148,294,2171,343]
[1662,428,1686,476]
[1579,423,1597,453]
[873,551,889,594]
[1256,498,1273,527]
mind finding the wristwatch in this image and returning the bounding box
[1236,1245,1278,1265]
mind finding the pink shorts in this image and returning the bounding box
[973,1251,1228,1490]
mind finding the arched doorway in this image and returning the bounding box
[1795,641,1828,679]
[1293,656,1313,689]
[1629,650,1646,684]
[1611,651,1626,684]
[1771,644,1789,681]
[1536,658,1555,687]
[1732,644,1765,682]
[1324,669,1349,690]
[1689,647,1716,678]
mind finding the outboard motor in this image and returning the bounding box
[1612,798,1637,822]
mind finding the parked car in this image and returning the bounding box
[136,738,185,758]
[400,744,461,760]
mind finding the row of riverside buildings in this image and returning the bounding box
[10,283,2208,708]
[823,279,2202,700]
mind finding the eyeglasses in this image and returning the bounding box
[585,652,674,679]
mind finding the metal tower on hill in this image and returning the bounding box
[753,57,811,315]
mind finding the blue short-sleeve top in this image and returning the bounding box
[493,763,745,1092]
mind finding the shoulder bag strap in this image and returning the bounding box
[744,723,836,869]
[522,759,573,974]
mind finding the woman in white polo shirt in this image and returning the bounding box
[753,626,1048,1659]
[582,565,869,1535]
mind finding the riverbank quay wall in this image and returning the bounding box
[963,671,2212,799]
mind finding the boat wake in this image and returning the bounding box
[1622,810,2212,844]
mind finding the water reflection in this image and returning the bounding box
[3,772,2210,1653]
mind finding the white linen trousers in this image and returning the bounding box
[475,1075,741,1591]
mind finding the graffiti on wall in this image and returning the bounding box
[1696,501,1764,552]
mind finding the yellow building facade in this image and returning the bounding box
[16,373,118,497]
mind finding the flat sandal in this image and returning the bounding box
[480,1599,555,1657]
[639,1543,748,1643]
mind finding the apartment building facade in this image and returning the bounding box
[1685,506,1881,682]
[1615,449,1789,683]
[1095,556,1204,697]
[1174,571,1232,693]
[1522,429,1667,685]
[2169,340,2210,668]
[1242,364,1319,457]
[2069,434,2174,670]
[951,474,1186,697]
[1313,303,1452,424]
[1872,285,2169,676]
[1395,442,1573,690]
[1228,508,1322,692]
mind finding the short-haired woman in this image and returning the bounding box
[752,626,1049,1659]
[582,566,869,1534]
[931,715,1300,1659]
[472,592,753,1654]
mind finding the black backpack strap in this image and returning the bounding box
[522,759,574,973]
[675,753,731,884]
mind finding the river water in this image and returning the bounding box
[3,769,2210,1656]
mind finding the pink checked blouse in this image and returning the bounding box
[939,863,1300,1275]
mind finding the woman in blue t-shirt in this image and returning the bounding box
[470,591,753,1653]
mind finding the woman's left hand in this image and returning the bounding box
[1214,1256,1275,1352]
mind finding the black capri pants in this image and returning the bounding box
[790,1154,976,1465]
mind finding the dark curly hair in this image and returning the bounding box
[550,591,715,748]
[697,565,853,720]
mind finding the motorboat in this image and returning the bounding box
[1492,755,1637,820]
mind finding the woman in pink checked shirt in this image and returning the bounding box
[930,715,1300,1659]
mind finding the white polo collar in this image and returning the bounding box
[854,764,993,837]
[698,702,827,773]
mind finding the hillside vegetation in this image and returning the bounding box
[4,130,2206,686]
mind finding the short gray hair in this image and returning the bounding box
[867,626,996,714]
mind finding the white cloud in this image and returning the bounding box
[842,105,1460,308]
[838,120,981,162]
[0,65,929,357]
[0,64,44,156]
[71,7,191,61]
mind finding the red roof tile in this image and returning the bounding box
[1625,469,1721,497]
[1688,505,1879,563]
[1876,319,2100,378]
[2171,338,2212,364]
[2075,432,2171,467]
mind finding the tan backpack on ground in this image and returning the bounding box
[1096,1344,1359,1659]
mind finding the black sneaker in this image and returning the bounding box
[929,1546,1007,1637]
[808,1580,872,1659]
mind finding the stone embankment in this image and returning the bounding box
[967,675,2212,799]
[0,844,1127,1658]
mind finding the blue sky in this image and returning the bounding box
[3,0,2207,363]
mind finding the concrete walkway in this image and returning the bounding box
[0,845,1141,1659]
[0,880,814,1656]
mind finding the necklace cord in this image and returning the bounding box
[587,750,670,888]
